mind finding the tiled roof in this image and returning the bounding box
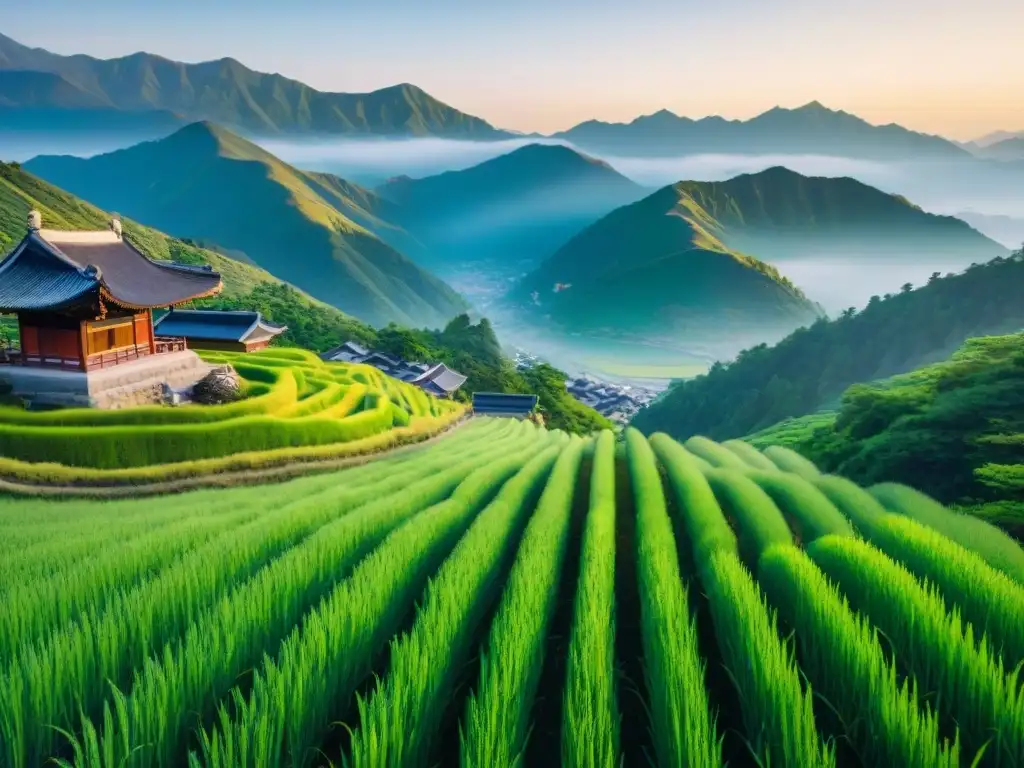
[153,309,287,342]
[0,246,97,310]
[0,229,222,312]
[472,392,539,414]
[412,363,468,394]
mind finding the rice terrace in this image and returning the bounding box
[0,348,1022,768]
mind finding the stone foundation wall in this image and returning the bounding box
[0,351,213,410]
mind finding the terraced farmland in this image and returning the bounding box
[0,347,463,485]
[1,422,1023,768]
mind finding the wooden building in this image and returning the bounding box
[153,309,287,353]
[0,211,222,408]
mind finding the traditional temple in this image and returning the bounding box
[153,309,287,353]
[0,211,223,408]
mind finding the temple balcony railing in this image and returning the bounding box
[0,337,189,372]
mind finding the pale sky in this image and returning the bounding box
[3,0,1022,139]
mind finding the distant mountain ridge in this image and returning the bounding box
[667,166,1008,262]
[374,143,647,270]
[512,179,824,341]
[553,101,970,160]
[973,137,1024,161]
[25,122,469,328]
[0,32,509,138]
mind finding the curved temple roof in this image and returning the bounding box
[412,362,468,395]
[0,229,222,312]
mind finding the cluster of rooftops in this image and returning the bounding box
[320,340,469,398]
[567,377,657,423]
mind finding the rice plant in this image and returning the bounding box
[187,433,558,768]
[870,483,1024,584]
[703,468,792,567]
[702,549,834,767]
[809,534,1024,765]
[625,429,721,768]
[683,436,750,469]
[562,430,621,768]
[649,433,737,563]
[721,439,779,472]
[74,430,550,768]
[745,471,854,544]
[345,439,566,767]
[757,544,960,768]
[460,437,586,768]
[762,445,822,479]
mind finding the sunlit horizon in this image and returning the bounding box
[4,0,1023,141]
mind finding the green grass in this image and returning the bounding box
[1,429,1022,768]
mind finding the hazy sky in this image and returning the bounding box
[4,0,1022,139]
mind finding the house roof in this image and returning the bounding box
[0,227,222,312]
[472,392,539,414]
[412,363,468,394]
[153,309,286,342]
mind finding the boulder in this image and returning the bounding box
[191,365,242,405]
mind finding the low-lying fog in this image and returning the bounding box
[8,131,1021,320]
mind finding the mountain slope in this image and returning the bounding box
[669,166,1008,262]
[25,122,469,327]
[0,32,507,138]
[746,332,1024,535]
[0,160,376,349]
[375,143,647,270]
[513,182,823,339]
[631,246,1024,443]
[554,101,969,160]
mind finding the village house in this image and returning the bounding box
[0,211,223,408]
[321,340,467,398]
[153,309,287,353]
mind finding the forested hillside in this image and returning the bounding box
[632,248,1024,440]
[746,333,1024,535]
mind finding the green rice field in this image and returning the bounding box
[1,421,1023,768]
[0,348,464,484]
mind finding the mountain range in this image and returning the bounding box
[374,144,647,272]
[25,122,469,328]
[552,102,970,160]
[971,137,1024,162]
[0,32,507,138]
[0,32,1000,164]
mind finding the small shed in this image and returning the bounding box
[472,392,539,419]
[153,309,286,353]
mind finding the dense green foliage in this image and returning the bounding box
[1,428,1023,768]
[746,333,1024,534]
[633,248,1024,441]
